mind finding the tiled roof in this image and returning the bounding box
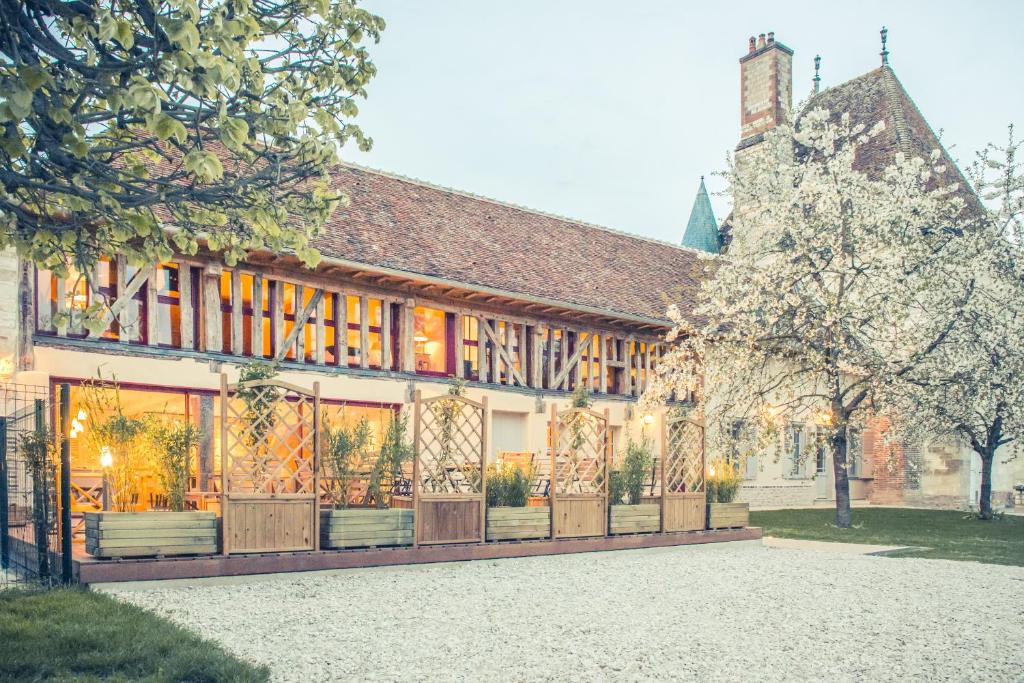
[806,65,970,192]
[315,165,710,326]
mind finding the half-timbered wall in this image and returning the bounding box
[32,256,662,398]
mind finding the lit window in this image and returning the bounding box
[155,264,182,348]
[462,316,479,380]
[414,306,448,375]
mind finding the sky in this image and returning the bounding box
[343,1,1024,245]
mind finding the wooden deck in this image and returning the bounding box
[74,526,762,584]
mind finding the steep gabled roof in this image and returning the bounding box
[314,165,709,326]
[681,177,721,253]
[805,65,971,192]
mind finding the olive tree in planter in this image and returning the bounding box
[486,463,549,541]
[706,458,749,529]
[82,377,216,558]
[320,411,414,549]
[609,437,659,534]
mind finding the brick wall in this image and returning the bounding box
[739,34,793,141]
[739,482,816,509]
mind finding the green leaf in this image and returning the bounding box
[220,117,249,149]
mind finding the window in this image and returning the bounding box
[815,438,827,474]
[462,316,479,380]
[219,271,234,354]
[848,427,862,477]
[787,423,806,477]
[414,306,449,375]
[35,259,147,341]
[154,264,182,348]
[728,419,758,479]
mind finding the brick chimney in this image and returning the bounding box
[739,32,793,145]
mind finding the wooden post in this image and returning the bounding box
[529,327,542,388]
[477,317,489,384]
[559,329,568,390]
[251,275,263,358]
[623,338,633,397]
[603,407,611,537]
[503,323,514,385]
[313,381,321,551]
[146,266,159,346]
[518,324,527,387]
[336,293,347,366]
[271,280,284,359]
[381,300,392,371]
[598,334,608,394]
[643,343,651,394]
[546,329,556,389]
[453,313,464,379]
[479,395,488,544]
[412,390,422,547]
[315,293,326,365]
[572,332,583,390]
[401,299,415,373]
[230,270,243,356]
[115,256,129,344]
[204,267,223,353]
[178,263,193,350]
[359,296,369,369]
[489,319,499,383]
[295,285,305,362]
[220,373,230,555]
[659,413,667,533]
[549,402,558,540]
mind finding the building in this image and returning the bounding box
[720,33,1023,511]
[0,30,1018,576]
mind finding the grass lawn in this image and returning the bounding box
[751,507,1024,566]
[0,587,268,682]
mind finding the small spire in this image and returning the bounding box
[880,26,889,65]
[813,55,821,94]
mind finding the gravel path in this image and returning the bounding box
[104,543,1024,682]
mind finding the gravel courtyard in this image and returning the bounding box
[105,542,1024,682]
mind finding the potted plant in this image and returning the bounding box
[706,458,749,528]
[82,376,216,558]
[320,411,414,549]
[485,463,549,541]
[609,437,659,534]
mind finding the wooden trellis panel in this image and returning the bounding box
[220,375,320,554]
[413,390,487,545]
[550,404,610,538]
[661,414,705,532]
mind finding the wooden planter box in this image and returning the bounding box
[320,508,414,549]
[84,511,218,559]
[707,502,749,529]
[486,506,551,541]
[609,503,660,534]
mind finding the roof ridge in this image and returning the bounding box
[335,160,712,258]
[879,66,913,157]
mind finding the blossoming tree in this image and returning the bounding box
[891,129,1024,519]
[644,109,977,528]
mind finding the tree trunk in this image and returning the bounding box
[978,449,995,520]
[831,428,852,529]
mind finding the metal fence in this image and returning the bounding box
[0,383,72,588]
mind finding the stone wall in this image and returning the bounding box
[0,249,20,377]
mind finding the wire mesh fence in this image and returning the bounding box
[0,382,71,588]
